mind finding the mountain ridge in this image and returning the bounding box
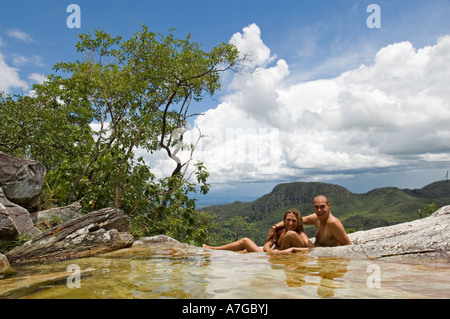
[201,180,450,245]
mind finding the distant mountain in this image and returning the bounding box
[201,181,450,245]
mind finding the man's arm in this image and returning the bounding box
[329,220,352,245]
[274,214,317,228]
[302,214,318,226]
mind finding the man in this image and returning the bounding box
[268,195,351,248]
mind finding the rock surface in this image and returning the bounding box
[0,188,40,239]
[307,205,450,263]
[5,208,134,264]
[0,151,46,207]
[132,235,181,247]
[30,201,83,225]
[0,253,13,275]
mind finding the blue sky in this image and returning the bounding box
[1,1,450,205]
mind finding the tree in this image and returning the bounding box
[0,24,239,245]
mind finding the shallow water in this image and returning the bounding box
[2,243,449,299]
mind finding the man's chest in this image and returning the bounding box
[315,225,338,246]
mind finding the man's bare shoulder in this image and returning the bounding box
[327,215,346,229]
[328,215,342,224]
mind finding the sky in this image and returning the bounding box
[1,1,450,206]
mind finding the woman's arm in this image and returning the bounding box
[266,223,284,242]
[270,247,310,254]
[263,228,285,252]
[263,237,277,252]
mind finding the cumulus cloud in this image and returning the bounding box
[150,24,450,190]
[229,23,275,68]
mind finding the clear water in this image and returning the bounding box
[2,242,449,299]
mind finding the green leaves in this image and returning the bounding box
[417,202,439,218]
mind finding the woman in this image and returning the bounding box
[202,208,314,253]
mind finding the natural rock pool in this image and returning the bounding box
[1,240,449,299]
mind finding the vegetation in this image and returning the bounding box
[0,233,32,254]
[417,202,439,218]
[0,25,239,246]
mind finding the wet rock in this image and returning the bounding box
[0,267,95,297]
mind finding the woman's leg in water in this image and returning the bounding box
[203,238,263,252]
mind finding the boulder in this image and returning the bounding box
[132,235,181,247]
[0,188,40,239]
[30,201,83,225]
[5,207,134,264]
[0,253,14,276]
[0,151,46,207]
[307,205,450,263]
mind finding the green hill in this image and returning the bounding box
[201,181,450,245]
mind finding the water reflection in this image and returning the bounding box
[1,243,449,299]
[267,254,349,298]
[100,244,215,298]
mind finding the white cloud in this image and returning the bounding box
[11,54,44,67]
[229,23,275,68]
[12,54,29,66]
[6,29,35,43]
[146,25,450,191]
[28,73,47,84]
[0,52,28,93]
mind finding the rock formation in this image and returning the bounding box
[30,201,83,226]
[0,152,46,240]
[307,205,450,263]
[0,152,134,269]
[0,151,46,208]
[0,188,40,238]
[5,207,134,264]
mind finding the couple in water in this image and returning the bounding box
[203,195,352,253]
